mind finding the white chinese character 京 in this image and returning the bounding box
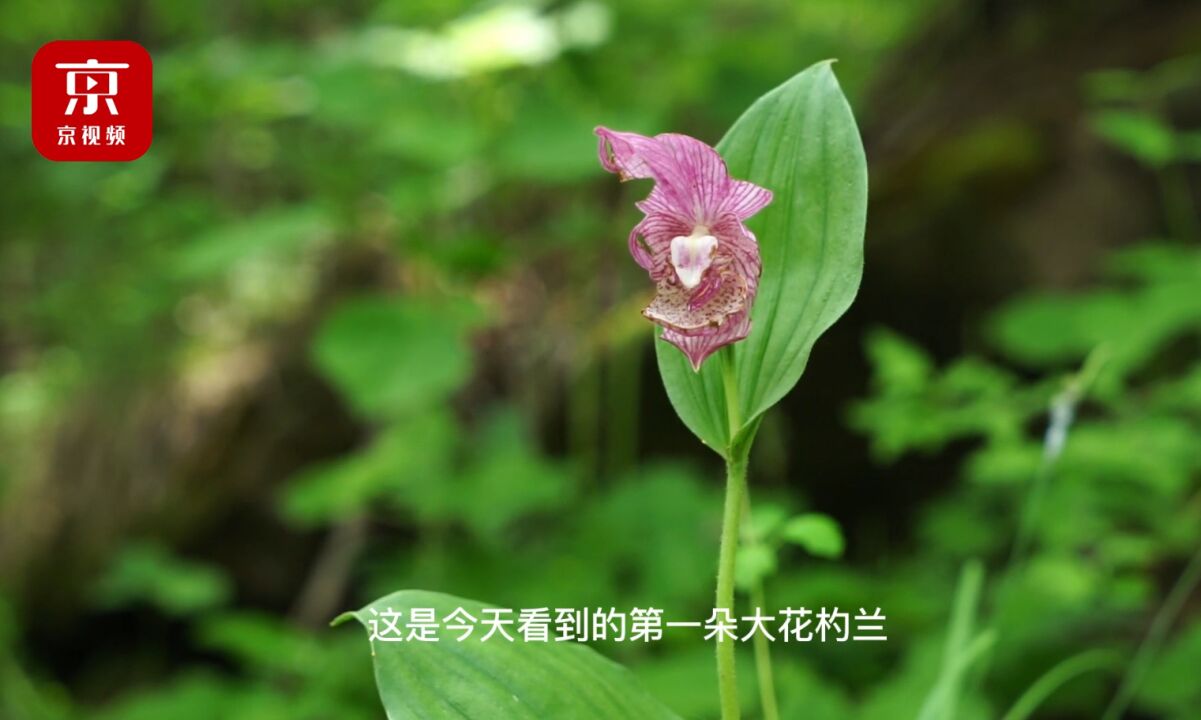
[443,607,478,641]
[815,607,850,642]
[55,58,127,115]
[106,124,126,146]
[852,608,887,641]
[703,608,739,643]
[777,607,813,642]
[740,608,776,642]
[518,608,552,642]
[479,608,515,642]
[629,607,663,642]
[406,607,439,642]
[57,126,76,145]
[367,607,404,642]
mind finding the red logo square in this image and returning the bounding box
[32,40,153,162]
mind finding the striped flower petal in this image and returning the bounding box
[596,126,772,370]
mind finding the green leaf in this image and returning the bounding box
[576,463,719,607]
[746,502,789,541]
[95,542,231,617]
[453,408,573,540]
[1090,110,1176,167]
[197,611,320,675]
[171,206,332,281]
[280,412,457,526]
[338,590,680,719]
[656,61,868,456]
[311,296,479,420]
[780,513,845,559]
[735,542,778,589]
[1083,69,1144,103]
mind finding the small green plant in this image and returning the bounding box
[337,60,869,719]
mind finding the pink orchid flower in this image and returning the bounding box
[596,127,772,371]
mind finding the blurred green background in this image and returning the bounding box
[3,0,1201,718]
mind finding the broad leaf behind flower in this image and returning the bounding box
[656,61,868,457]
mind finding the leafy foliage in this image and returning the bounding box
[2,3,1200,720]
[736,504,845,590]
[311,297,480,421]
[853,233,1201,720]
[95,542,232,617]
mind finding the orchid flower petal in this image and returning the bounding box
[596,126,772,371]
[722,180,774,219]
[661,310,752,372]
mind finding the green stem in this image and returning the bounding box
[1001,650,1119,720]
[750,581,781,720]
[1007,346,1107,572]
[1007,457,1054,570]
[1101,541,1201,720]
[739,483,781,720]
[1156,164,1200,243]
[716,348,746,720]
[716,452,747,720]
